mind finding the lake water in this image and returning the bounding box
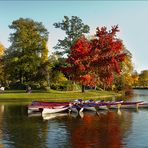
[0,89,148,148]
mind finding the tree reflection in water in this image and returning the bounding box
[67,111,132,148]
[0,104,133,148]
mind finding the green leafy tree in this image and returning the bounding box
[132,71,139,87]
[49,53,67,82]
[139,70,148,87]
[113,48,134,91]
[53,16,90,55]
[38,40,51,89]
[5,18,49,87]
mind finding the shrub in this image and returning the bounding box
[50,81,81,91]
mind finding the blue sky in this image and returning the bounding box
[0,1,148,73]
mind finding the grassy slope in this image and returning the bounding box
[0,89,121,103]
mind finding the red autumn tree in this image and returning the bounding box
[63,25,127,92]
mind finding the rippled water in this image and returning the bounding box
[0,89,148,148]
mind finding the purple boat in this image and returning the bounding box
[119,101,144,109]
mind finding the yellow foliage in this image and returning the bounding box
[0,43,5,57]
[58,74,68,82]
[41,40,48,62]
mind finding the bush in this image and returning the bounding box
[9,82,26,90]
[50,83,67,90]
[8,82,43,90]
[50,82,81,91]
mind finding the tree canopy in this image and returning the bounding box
[53,16,90,55]
[139,70,148,87]
[0,16,136,91]
[63,25,127,91]
[4,18,49,86]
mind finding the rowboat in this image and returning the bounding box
[69,104,84,113]
[83,100,97,112]
[27,101,70,113]
[138,102,148,108]
[95,100,123,110]
[31,101,70,106]
[119,101,144,109]
[84,106,97,112]
[68,99,84,113]
[69,100,123,112]
[27,100,146,115]
[42,105,69,114]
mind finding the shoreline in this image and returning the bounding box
[0,89,122,103]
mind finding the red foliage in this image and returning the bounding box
[63,25,127,87]
[80,74,91,84]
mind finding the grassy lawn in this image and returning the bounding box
[0,89,121,103]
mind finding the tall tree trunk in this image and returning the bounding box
[20,71,23,84]
[46,72,50,89]
[82,85,85,93]
[103,84,106,91]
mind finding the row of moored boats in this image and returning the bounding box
[27,99,148,115]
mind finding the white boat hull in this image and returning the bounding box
[120,105,138,109]
[139,103,148,108]
[98,106,109,110]
[42,106,69,114]
[84,106,96,112]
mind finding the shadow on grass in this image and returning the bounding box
[3,90,50,94]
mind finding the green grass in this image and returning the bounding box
[0,89,121,103]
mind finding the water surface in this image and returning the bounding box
[0,89,148,148]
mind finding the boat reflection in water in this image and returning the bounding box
[29,108,132,148]
[2,102,148,148]
[1,89,148,147]
[42,113,68,120]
